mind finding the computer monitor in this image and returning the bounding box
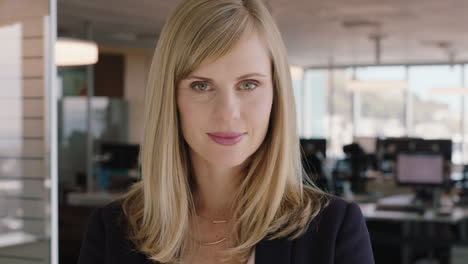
[300,138,326,158]
[415,139,452,162]
[98,142,140,170]
[376,137,421,161]
[396,153,445,186]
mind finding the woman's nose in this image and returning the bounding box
[213,89,241,122]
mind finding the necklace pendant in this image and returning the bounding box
[212,219,228,224]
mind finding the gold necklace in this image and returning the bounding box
[196,212,229,224]
[192,236,228,246]
[192,213,230,246]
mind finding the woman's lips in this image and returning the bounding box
[207,132,246,146]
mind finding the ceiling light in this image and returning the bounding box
[346,80,408,92]
[290,65,304,81]
[55,38,98,66]
[430,87,468,95]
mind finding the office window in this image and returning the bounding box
[352,66,407,138]
[296,69,352,158]
[409,65,462,163]
[302,70,327,138]
[292,78,303,136]
[328,69,353,157]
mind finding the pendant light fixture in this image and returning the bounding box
[343,20,408,92]
[55,37,98,66]
[290,65,304,81]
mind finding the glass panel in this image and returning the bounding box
[464,64,468,164]
[58,97,129,191]
[0,0,53,263]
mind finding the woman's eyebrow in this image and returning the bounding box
[184,72,268,81]
[236,73,268,80]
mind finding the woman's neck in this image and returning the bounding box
[190,153,244,217]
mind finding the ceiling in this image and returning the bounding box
[58,0,468,68]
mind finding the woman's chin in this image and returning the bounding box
[204,154,249,169]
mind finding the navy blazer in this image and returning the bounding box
[77,196,374,264]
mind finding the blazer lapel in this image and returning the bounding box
[255,236,293,264]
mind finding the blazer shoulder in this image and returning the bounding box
[87,199,126,232]
[326,196,366,226]
[306,195,364,234]
[99,198,125,221]
[323,195,355,212]
[295,195,374,263]
[78,199,145,264]
[316,196,374,263]
[314,195,355,218]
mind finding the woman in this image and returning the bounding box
[77,0,374,263]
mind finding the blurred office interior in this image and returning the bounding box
[2,0,468,263]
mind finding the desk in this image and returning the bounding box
[354,195,468,264]
[67,191,124,207]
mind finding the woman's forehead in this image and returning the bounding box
[187,32,272,80]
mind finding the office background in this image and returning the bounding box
[2,0,468,263]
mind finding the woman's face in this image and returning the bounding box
[177,32,273,169]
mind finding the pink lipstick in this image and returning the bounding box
[207,132,246,146]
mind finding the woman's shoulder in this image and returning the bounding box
[85,199,123,227]
[78,199,147,264]
[83,198,127,238]
[291,195,374,263]
[320,195,359,215]
[306,195,366,234]
[92,198,130,237]
[98,198,125,219]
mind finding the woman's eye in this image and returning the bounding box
[191,82,210,92]
[240,81,258,91]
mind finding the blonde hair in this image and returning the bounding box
[121,0,330,263]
